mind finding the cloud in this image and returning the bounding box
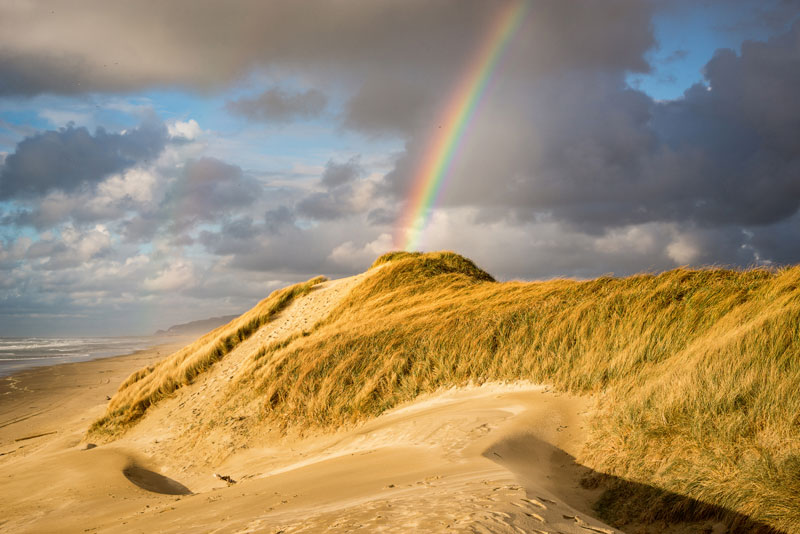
[226,87,327,123]
[96,168,158,205]
[163,157,262,230]
[24,224,112,270]
[0,118,167,199]
[320,157,363,188]
[167,119,202,141]
[296,192,351,221]
[380,20,800,259]
[143,259,196,292]
[295,156,372,221]
[0,1,655,125]
[343,75,433,136]
[198,217,260,256]
[3,163,163,231]
[328,233,393,269]
[264,206,296,234]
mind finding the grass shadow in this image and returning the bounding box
[483,432,784,534]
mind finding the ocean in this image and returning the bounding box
[0,336,159,377]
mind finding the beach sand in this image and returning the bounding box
[0,341,191,451]
[0,280,629,533]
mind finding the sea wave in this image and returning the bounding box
[0,337,157,377]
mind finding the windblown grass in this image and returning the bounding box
[94,251,800,531]
[89,276,325,436]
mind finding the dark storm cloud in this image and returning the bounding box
[0,119,167,199]
[366,19,800,267]
[264,206,296,234]
[707,0,800,32]
[226,88,327,123]
[339,0,655,135]
[746,211,800,265]
[320,157,363,188]
[0,1,654,118]
[366,208,396,226]
[386,21,800,233]
[343,76,433,136]
[296,193,350,221]
[165,157,262,230]
[295,156,367,221]
[120,213,161,243]
[0,51,106,96]
[199,217,259,255]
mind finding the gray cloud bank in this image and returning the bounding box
[226,88,327,123]
[0,0,652,95]
[0,119,167,199]
[375,18,800,268]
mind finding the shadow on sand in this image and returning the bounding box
[123,464,192,495]
[483,432,783,534]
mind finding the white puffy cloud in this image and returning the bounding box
[95,168,158,204]
[666,234,702,265]
[167,119,202,141]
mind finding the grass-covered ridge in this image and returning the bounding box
[90,276,326,436]
[250,252,799,532]
[96,251,799,531]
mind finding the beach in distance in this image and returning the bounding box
[0,336,167,378]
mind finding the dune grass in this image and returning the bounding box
[245,252,798,532]
[93,251,799,531]
[89,276,326,436]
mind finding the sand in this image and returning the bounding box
[0,278,626,534]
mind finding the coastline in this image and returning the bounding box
[0,336,180,378]
[0,339,190,450]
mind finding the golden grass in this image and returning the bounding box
[94,251,800,531]
[89,276,325,436]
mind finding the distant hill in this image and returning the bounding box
[154,315,240,337]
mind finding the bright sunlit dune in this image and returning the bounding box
[75,251,800,533]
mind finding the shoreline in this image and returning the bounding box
[0,338,191,449]
[0,336,188,378]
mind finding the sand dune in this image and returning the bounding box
[0,274,625,534]
[1,261,754,533]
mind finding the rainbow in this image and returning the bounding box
[395,0,527,251]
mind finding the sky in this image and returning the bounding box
[1,0,799,336]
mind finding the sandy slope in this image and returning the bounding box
[0,275,623,534]
[113,271,376,470]
[1,383,617,534]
